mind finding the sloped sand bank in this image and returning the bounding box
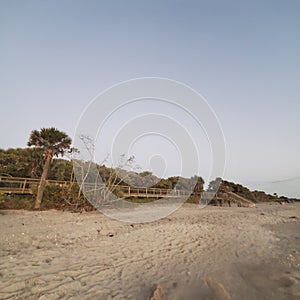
[0,203,299,299]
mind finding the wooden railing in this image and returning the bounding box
[0,176,191,198]
[0,176,70,195]
[0,176,254,206]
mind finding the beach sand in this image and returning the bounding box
[0,202,299,299]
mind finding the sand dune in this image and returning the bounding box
[0,203,299,299]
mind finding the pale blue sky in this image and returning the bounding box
[1,0,299,197]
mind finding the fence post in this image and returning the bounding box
[22,179,27,193]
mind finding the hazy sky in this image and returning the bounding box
[1,0,299,197]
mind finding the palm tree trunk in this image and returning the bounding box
[34,153,52,209]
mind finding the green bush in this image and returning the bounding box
[186,195,201,204]
[0,184,94,211]
[0,193,34,210]
[37,184,94,211]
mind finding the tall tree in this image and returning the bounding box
[27,128,72,209]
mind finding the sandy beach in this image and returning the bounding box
[0,203,299,300]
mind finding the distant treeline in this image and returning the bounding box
[0,148,297,210]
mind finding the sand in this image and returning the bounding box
[0,202,299,299]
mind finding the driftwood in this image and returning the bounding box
[205,276,231,300]
[149,283,164,300]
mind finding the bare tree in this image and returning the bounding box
[72,135,140,207]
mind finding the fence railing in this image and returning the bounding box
[0,176,253,206]
[0,176,192,198]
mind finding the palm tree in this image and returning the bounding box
[27,128,72,209]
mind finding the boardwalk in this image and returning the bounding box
[201,191,255,207]
[0,176,254,206]
[0,176,68,195]
[0,176,190,199]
